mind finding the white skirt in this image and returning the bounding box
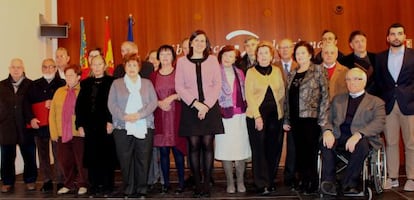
[214,113,251,161]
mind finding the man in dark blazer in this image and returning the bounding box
[338,30,376,93]
[237,37,259,74]
[0,58,36,193]
[275,38,298,189]
[374,23,414,192]
[24,58,66,192]
[320,68,385,196]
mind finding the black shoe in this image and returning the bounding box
[174,187,184,194]
[161,186,169,194]
[320,181,337,196]
[40,180,53,192]
[343,186,360,195]
[258,187,270,196]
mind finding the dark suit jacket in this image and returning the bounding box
[323,93,385,149]
[339,52,376,92]
[113,61,154,79]
[374,47,414,115]
[0,76,32,145]
[274,60,298,84]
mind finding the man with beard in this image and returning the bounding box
[374,23,414,191]
[25,58,65,192]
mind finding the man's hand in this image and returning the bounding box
[30,118,40,129]
[345,132,362,153]
[323,130,336,149]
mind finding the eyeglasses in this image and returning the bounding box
[345,77,364,81]
[42,65,56,69]
[279,46,292,50]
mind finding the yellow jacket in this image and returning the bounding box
[49,84,81,141]
[245,65,285,119]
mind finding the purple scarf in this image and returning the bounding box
[218,65,246,118]
[61,87,76,143]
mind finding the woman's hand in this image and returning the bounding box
[158,100,171,111]
[124,113,140,122]
[283,124,291,131]
[106,122,113,134]
[255,117,263,131]
[78,127,85,137]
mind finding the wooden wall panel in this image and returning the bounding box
[58,0,414,68]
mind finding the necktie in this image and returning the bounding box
[284,63,290,75]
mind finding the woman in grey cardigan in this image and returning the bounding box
[107,53,157,198]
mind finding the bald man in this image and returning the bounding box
[113,41,154,79]
[321,44,349,102]
[0,58,36,193]
[320,68,385,196]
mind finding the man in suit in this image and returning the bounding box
[320,68,385,196]
[238,37,259,74]
[321,44,349,102]
[339,30,376,92]
[24,58,66,192]
[375,23,414,191]
[113,41,154,79]
[314,30,344,65]
[0,58,36,193]
[275,38,298,189]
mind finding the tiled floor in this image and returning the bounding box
[1,168,414,199]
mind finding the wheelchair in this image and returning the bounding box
[317,144,387,200]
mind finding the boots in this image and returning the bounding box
[235,160,246,193]
[222,161,235,193]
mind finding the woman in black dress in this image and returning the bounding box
[75,55,116,196]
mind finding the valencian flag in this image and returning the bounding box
[104,16,114,74]
[127,14,134,41]
[80,17,88,69]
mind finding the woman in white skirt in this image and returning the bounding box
[214,45,251,193]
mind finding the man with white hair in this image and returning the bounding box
[25,58,65,192]
[0,58,36,193]
[320,68,385,196]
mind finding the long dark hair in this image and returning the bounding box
[187,30,212,59]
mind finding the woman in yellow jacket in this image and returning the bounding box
[49,65,87,195]
[245,41,285,195]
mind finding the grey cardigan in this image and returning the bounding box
[108,77,157,130]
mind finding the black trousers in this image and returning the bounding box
[284,130,296,185]
[247,115,283,189]
[1,136,37,185]
[291,118,320,187]
[321,136,370,188]
[113,128,153,195]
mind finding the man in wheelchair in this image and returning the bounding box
[320,68,385,196]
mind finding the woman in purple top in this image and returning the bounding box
[175,30,224,197]
[214,46,251,194]
[150,45,186,194]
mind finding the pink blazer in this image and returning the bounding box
[175,55,222,108]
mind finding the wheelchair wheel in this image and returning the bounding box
[370,147,387,194]
[366,187,373,200]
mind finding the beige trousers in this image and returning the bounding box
[385,102,414,179]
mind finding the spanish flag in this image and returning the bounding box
[79,17,88,69]
[104,16,114,74]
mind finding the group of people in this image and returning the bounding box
[0,22,413,198]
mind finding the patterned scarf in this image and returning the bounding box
[61,86,77,143]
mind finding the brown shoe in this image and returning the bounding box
[1,185,13,193]
[26,183,36,191]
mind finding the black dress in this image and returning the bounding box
[75,75,117,192]
[178,58,224,137]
